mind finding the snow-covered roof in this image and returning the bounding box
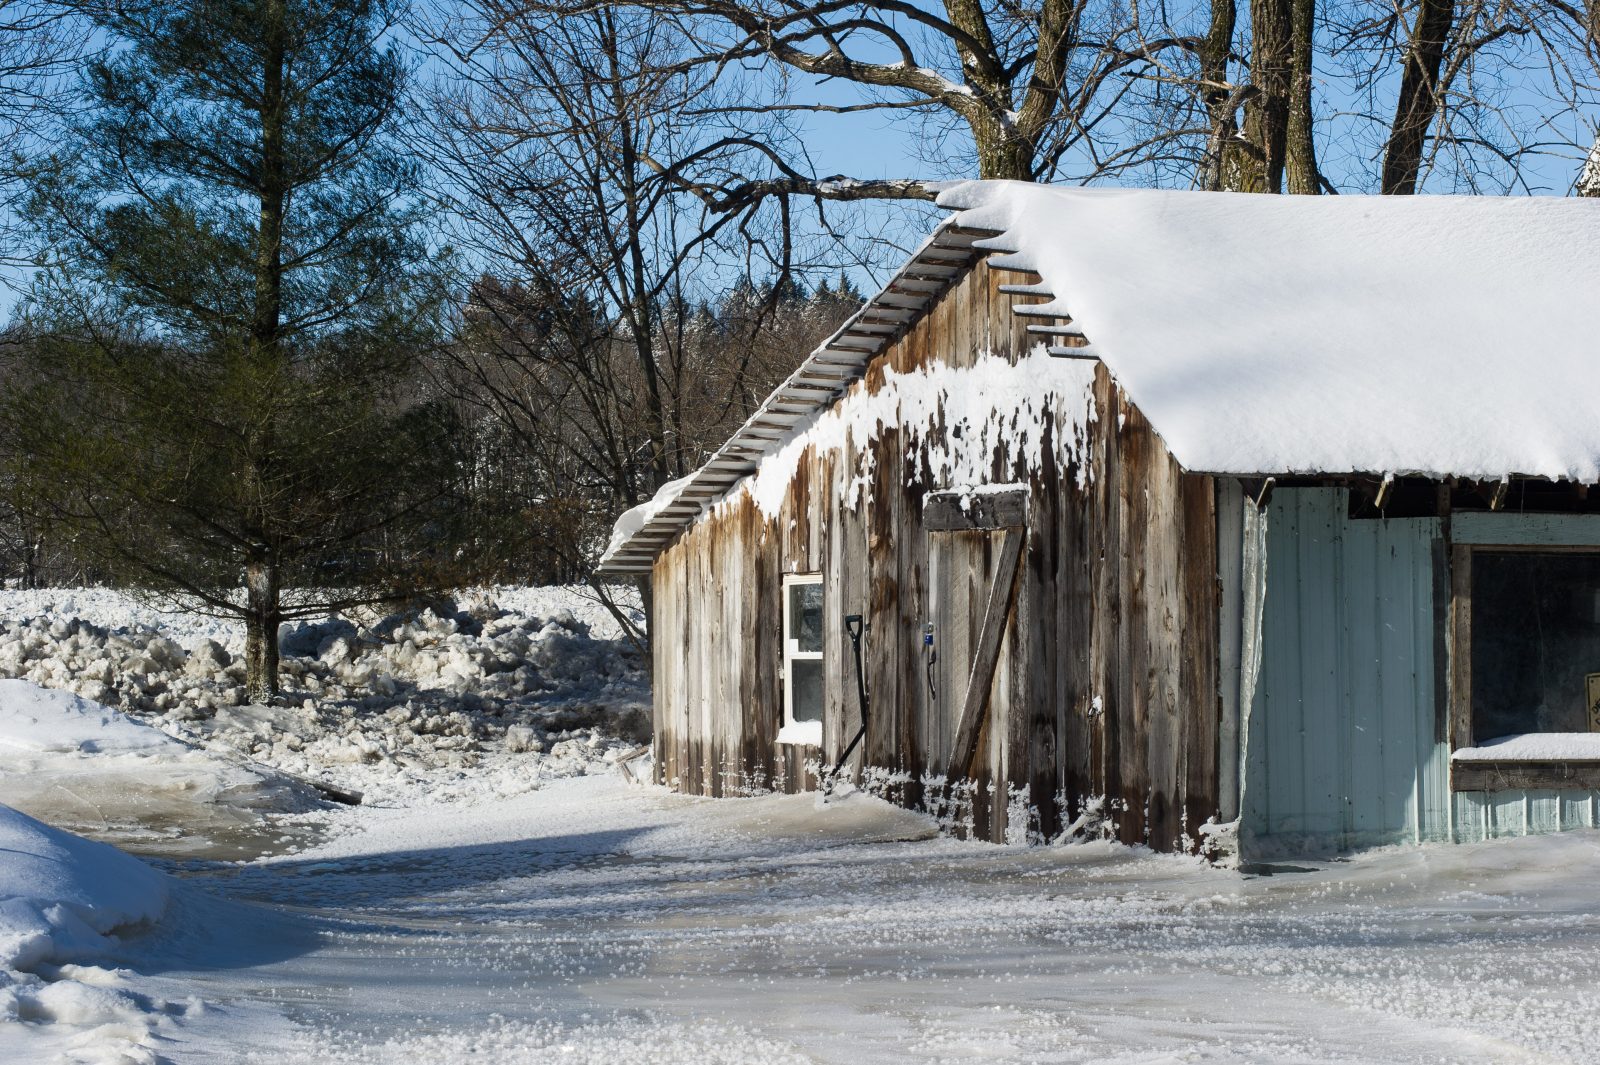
[937,181,1600,482]
[601,182,1600,575]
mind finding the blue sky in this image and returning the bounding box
[6,10,1594,320]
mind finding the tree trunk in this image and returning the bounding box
[974,117,1035,181]
[22,531,39,590]
[1581,135,1600,197]
[1284,0,1320,193]
[602,21,672,492]
[244,553,282,702]
[1582,9,1600,196]
[241,0,287,709]
[1197,0,1245,191]
[1380,0,1452,194]
[1243,0,1293,192]
[254,0,287,360]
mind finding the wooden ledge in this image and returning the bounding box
[1452,760,1600,791]
[923,486,1028,531]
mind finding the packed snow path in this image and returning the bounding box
[107,775,1600,1064]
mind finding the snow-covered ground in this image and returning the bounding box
[6,588,1600,1064]
[0,586,650,854]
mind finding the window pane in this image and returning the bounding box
[790,658,824,723]
[788,580,823,653]
[1472,551,1600,740]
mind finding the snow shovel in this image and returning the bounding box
[821,613,869,797]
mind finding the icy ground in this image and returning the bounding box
[6,589,1600,1064]
[12,776,1600,1065]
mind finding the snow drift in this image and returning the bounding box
[0,679,321,857]
[0,802,192,1064]
[0,588,653,830]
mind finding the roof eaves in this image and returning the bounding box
[594,218,999,577]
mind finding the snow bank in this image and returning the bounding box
[0,588,652,824]
[0,803,168,972]
[936,181,1600,482]
[0,678,177,754]
[0,679,321,857]
[0,803,191,1063]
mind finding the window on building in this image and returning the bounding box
[780,573,824,746]
[1470,551,1600,741]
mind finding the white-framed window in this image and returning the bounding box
[779,572,824,747]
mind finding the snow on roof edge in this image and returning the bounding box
[596,215,997,575]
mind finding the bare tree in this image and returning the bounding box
[1326,0,1600,193]
[449,0,1224,209]
[415,8,869,639]
[1577,0,1600,194]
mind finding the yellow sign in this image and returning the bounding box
[1588,673,1600,732]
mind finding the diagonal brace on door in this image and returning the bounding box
[948,527,1026,778]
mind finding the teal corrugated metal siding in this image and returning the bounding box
[1452,790,1600,841]
[1242,487,1600,856]
[1243,488,1448,854]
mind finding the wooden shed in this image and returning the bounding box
[599,182,1600,859]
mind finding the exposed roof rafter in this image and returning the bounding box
[596,219,1002,576]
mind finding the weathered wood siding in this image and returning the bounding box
[651,258,1222,851]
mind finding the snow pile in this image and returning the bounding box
[936,181,1600,481]
[0,588,652,820]
[0,802,193,1064]
[0,587,240,650]
[0,679,320,857]
[0,594,643,720]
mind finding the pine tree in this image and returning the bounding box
[7,0,466,702]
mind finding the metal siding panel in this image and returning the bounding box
[1456,788,1600,840]
[1299,490,1342,840]
[1561,792,1594,829]
[1419,742,1453,842]
[1489,792,1523,838]
[1454,791,1488,843]
[1244,488,1445,856]
[1527,791,1561,834]
[1383,524,1420,845]
[1258,491,1306,838]
[1394,521,1433,844]
[1342,515,1386,846]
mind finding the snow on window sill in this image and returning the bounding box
[776,721,822,747]
[1452,733,1600,762]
